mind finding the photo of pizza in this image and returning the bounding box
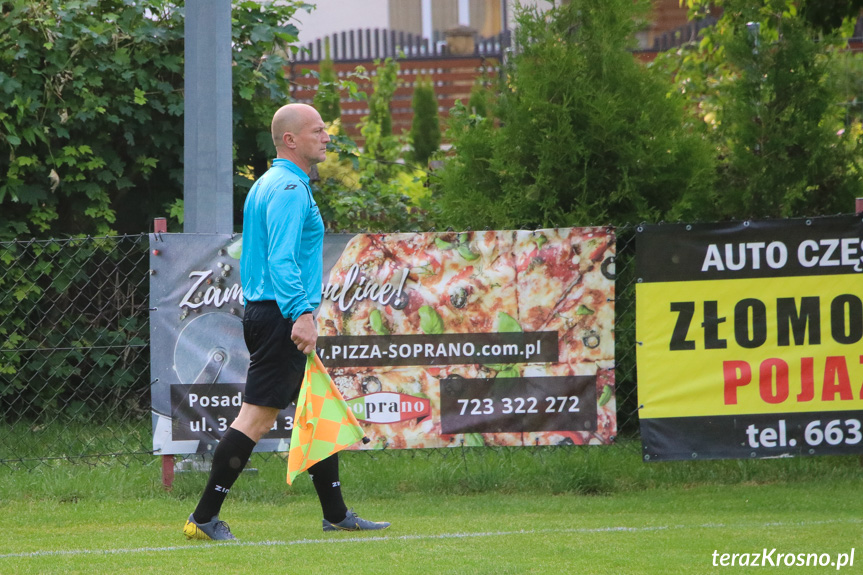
[319,231,517,337]
[514,228,616,367]
[317,228,616,449]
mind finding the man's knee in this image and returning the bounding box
[232,403,280,442]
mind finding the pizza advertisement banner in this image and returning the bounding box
[317,228,617,449]
[150,228,616,455]
[636,215,863,461]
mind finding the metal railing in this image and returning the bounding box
[294,28,511,62]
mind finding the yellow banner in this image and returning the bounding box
[637,275,863,419]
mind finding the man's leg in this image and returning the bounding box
[308,453,348,524]
[186,403,278,538]
[310,453,391,532]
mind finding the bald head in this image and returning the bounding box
[271,104,319,152]
[270,103,329,173]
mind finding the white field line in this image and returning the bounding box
[2,518,860,560]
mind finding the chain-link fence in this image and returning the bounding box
[0,235,152,469]
[0,229,640,469]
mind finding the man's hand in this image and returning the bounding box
[291,313,317,355]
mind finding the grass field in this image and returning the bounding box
[2,441,861,574]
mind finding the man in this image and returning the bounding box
[183,103,390,541]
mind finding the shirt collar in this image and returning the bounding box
[272,158,310,184]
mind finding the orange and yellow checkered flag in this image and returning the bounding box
[287,353,365,485]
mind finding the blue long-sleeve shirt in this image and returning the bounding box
[240,158,324,320]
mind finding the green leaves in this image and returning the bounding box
[495,366,521,379]
[575,304,594,316]
[433,233,479,260]
[369,308,390,335]
[0,235,151,418]
[1,0,182,236]
[663,0,863,221]
[313,56,432,233]
[0,0,309,423]
[496,312,522,333]
[250,25,275,45]
[463,433,486,446]
[418,305,444,335]
[314,38,341,123]
[133,88,147,106]
[456,244,480,261]
[410,75,441,166]
[534,235,548,250]
[1,0,307,239]
[599,384,613,407]
[435,237,455,250]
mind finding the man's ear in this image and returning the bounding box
[283,131,296,149]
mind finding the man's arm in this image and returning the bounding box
[265,188,314,322]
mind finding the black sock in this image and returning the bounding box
[192,427,256,524]
[309,453,348,523]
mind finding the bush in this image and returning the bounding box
[313,38,341,124]
[367,57,398,138]
[410,76,441,166]
[432,0,715,230]
[722,18,857,217]
[664,0,863,220]
[0,0,306,424]
[468,79,491,118]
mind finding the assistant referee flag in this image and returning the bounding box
[287,353,365,485]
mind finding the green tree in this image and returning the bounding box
[432,0,715,230]
[799,0,863,33]
[0,0,306,239]
[468,78,491,118]
[832,50,863,127]
[671,0,863,219]
[313,38,341,124]
[409,75,441,166]
[367,56,398,138]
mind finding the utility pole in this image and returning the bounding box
[184,0,233,233]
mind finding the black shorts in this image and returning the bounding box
[242,300,307,409]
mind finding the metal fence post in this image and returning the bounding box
[153,217,174,489]
[184,0,233,234]
[162,453,175,490]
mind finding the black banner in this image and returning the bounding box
[439,375,597,434]
[170,383,295,442]
[636,215,863,283]
[317,332,559,367]
[641,411,863,461]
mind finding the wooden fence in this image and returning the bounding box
[288,56,500,143]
